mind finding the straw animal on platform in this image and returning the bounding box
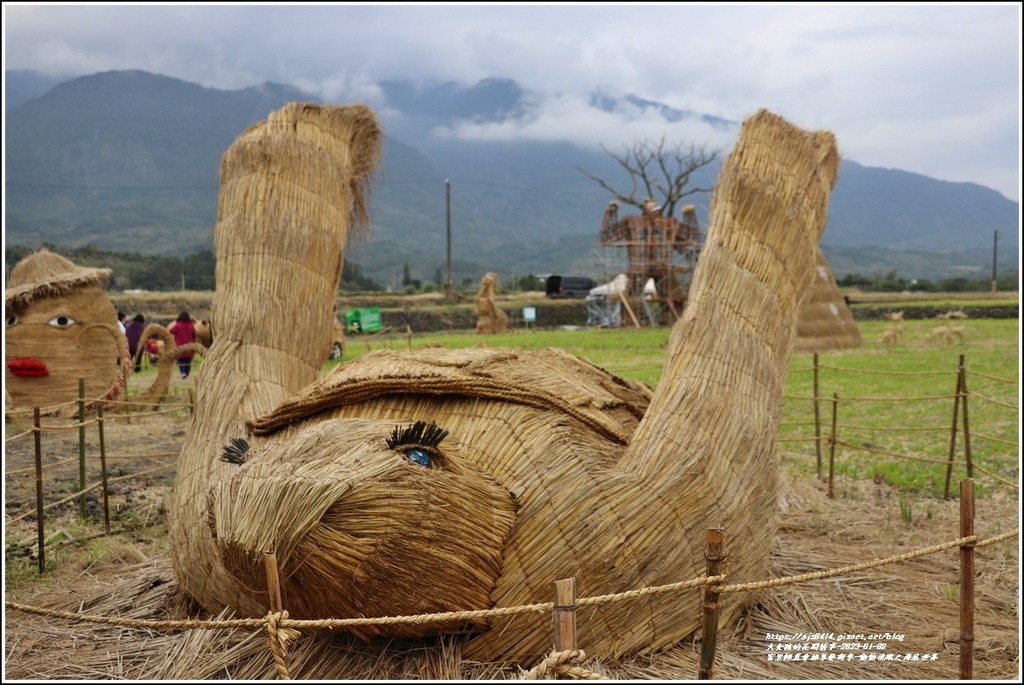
[881,310,906,346]
[474,272,509,334]
[5,249,130,417]
[169,104,839,666]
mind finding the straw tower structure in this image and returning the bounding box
[794,247,863,352]
[5,249,129,416]
[169,105,838,666]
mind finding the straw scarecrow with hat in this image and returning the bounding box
[170,103,839,664]
[5,249,129,416]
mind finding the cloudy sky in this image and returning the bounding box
[4,3,1021,201]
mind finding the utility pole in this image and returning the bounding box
[445,179,453,298]
[990,230,998,295]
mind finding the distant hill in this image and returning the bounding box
[4,69,1019,286]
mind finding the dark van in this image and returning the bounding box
[545,275,596,298]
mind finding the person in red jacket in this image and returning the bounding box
[168,311,197,378]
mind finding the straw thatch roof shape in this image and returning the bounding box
[5,249,127,416]
[169,105,839,666]
[794,247,864,352]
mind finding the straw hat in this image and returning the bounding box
[5,249,112,310]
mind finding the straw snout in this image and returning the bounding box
[208,418,518,633]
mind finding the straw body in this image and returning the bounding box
[170,105,839,663]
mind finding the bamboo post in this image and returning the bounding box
[698,528,726,680]
[959,479,975,680]
[33,407,46,575]
[813,352,822,479]
[97,404,111,534]
[828,393,838,499]
[959,359,973,479]
[618,291,642,329]
[78,378,87,520]
[264,550,284,613]
[553,577,577,652]
[944,356,964,499]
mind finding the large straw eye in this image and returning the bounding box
[404,448,432,468]
[6,314,18,327]
[48,315,76,328]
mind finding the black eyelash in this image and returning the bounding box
[387,421,449,450]
[220,437,250,465]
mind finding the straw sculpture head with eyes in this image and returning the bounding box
[169,103,839,664]
[5,250,129,416]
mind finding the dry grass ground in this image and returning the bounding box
[4,360,1019,681]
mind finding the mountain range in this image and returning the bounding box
[4,69,1019,287]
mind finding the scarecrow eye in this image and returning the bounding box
[6,315,17,327]
[404,448,432,468]
[387,421,449,469]
[48,315,76,328]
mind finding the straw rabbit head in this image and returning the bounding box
[206,417,518,638]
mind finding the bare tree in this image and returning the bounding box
[578,135,721,218]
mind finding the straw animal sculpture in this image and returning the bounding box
[5,249,130,417]
[929,310,968,346]
[169,104,839,665]
[881,310,906,346]
[793,247,863,352]
[474,272,509,334]
[126,322,207,410]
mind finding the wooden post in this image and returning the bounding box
[618,291,642,329]
[828,393,838,499]
[553,577,577,652]
[959,479,975,680]
[698,528,726,680]
[944,356,964,499]
[959,360,973,479]
[97,404,111,534]
[33,408,46,575]
[264,550,284,613]
[813,352,822,479]
[188,387,196,416]
[78,378,87,520]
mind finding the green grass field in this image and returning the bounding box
[337,318,1020,498]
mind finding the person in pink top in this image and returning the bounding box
[168,311,197,378]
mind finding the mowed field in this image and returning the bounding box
[4,315,1019,680]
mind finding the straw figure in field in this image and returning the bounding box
[169,104,839,665]
[881,310,906,346]
[4,249,130,417]
[474,272,509,334]
[794,248,863,352]
[929,310,968,346]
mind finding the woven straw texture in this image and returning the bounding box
[794,247,864,352]
[169,105,838,665]
[5,250,127,416]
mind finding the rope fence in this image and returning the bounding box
[4,354,1019,678]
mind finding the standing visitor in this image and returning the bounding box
[169,311,197,378]
[125,313,147,373]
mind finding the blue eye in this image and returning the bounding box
[405,448,432,467]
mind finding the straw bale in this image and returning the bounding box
[5,264,128,417]
[794,248,863,352]
[168,106,840,665]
